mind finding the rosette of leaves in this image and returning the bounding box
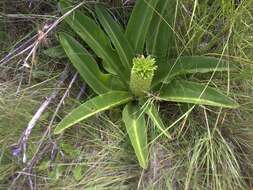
[54,0,239,169]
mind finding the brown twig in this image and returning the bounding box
[0,1,85,67]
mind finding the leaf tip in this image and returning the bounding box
[140,159,149,169]
[229,101,240,109]
[54,126,63,135]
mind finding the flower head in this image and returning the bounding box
[130,55,157,96]
[132,55,157,80]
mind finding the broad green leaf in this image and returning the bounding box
[152,56,237,87]
[146,103,172,139]
[158,80,239,108]
[147,0,176,89]
[43,45,66,59]
[60,0,127,81]
[125,0,159,54]
[147,0,176,59]
[96,6,134,77]
[59,33,125,94]
[122,103,148,169]
[54,91,133,134]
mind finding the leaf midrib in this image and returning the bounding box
[132,119,146,165]
[66,42,110,93]
[159,96,236,108]
[98,11,130,70]
[150,0,170,54]
[56,94,132,134]
[67,15,125,79]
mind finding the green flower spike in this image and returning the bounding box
[130,55,157,97]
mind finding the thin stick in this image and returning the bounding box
[49,72,78,130]
[19,65,69,163]
[30,72,78,163]
[11,71,80,189]
[10,66,69,188]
